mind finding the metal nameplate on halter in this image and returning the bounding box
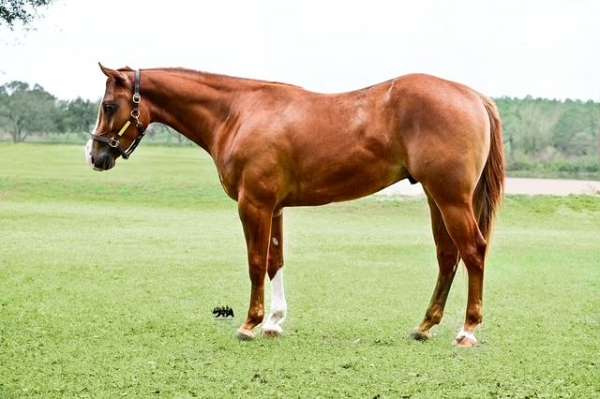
[117,120,131,137]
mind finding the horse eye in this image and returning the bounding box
[103,103,117,114]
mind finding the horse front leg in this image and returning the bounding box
[236,197,273,340]
[262,210,287,337]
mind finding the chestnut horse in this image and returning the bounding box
[86,64,504,347]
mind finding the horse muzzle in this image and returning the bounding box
[85,138,115,171]
[92,151,115,171]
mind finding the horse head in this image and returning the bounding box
[85,63,149,171]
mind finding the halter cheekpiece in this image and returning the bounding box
[90,69,146,159]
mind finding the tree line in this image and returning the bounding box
[495,97,600,177]
[0,81,184,145]
[1,80,599,177]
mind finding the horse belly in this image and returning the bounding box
[287,156,405,206]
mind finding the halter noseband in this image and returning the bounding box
[90,69,146,159]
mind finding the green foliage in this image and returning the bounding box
[0,0,52,28]
[1,144,599,398]
[496,97,600,159]
[491,97,600,178]
[54,97,98,138]
[0,81,57,142]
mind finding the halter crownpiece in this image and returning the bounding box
[90,69,146,159]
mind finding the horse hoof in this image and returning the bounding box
[454,331,478,348]
[263,329,282,338]
[454,337,477,348]
[262,325,283,338]
[236,327,255,341]
[410,329,431,341]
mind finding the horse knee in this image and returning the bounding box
[248,254,267,281]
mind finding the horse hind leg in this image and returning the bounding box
[262,211,288,337]
[411,195,460,340]
[433,198,487,347]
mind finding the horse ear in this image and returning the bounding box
[98,62,127,84]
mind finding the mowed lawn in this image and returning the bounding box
[1,143,599,399]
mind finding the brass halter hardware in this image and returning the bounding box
[90,69,146,159]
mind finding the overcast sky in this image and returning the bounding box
[1,0,599,101]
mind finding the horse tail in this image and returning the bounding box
[474,95,505,247]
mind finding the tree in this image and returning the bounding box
[552,103,599,156]
[55,97,98,136]
[0,0,53,28]
[0,81,57,142]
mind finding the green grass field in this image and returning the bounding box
[1,144,599,398]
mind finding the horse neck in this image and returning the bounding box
[142,69,248,154]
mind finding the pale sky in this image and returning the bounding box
[1,0,599,101]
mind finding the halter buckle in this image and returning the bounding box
[132,93,141,104]
[108,137,120,148]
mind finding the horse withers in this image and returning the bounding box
[86,64,504,347]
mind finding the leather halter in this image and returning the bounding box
[90,69,146,159]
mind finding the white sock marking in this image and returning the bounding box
[262,268,287,334]
[456,328,477,344]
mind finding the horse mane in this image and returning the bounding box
[117,66,301,90]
